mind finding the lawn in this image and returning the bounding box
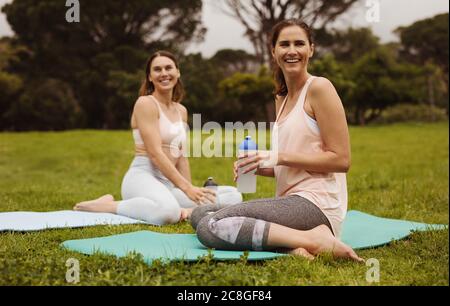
[0,122,448,285]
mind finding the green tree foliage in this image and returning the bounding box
[396,13,449,82]
[0,37,27,129]
[2,0,205,130]
[396,13,449,110]
[104,70,143,129]
[218,67,274,123]
[346,47,425,125]
[317,27,380,62]
[179,53,223,123]
[4,78,81,131]
[178,50,263,124]
[210,49,259,77]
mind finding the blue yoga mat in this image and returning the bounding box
[61,210,447,264]
[0,211,145,231]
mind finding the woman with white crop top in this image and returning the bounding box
[74,51,242,225]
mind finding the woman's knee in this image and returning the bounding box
[196,215,246,251]
[190,204,220,230]
[117,197,180,225]
[196,216,217,249]
[158,197,182,224]
[162,205,181,224]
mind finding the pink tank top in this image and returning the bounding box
[272,76,347,238]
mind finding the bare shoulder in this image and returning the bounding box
[309,76,336,96]
[274,94,285,112]
[308,77,343,113]
[134,96,158,116]
[275,94,285,105]
[176,103,188,122]
[177,103,188,116]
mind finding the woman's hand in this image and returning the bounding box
[185,185,216,205]
[234,151,277,182]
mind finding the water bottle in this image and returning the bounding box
[237,136,258,193]
[203,177,218,192]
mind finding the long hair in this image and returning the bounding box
[138,50,185,103]
[270,19,314,97]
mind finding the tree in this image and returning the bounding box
[4,78,81,131]
[396,13,448,81]
[0,37,27,129]
[210,49,260,77]
[179,53,224,123]
[218,67,274,123]
[317,27,380,62]
[395,13,449,112]
[218,0,360,65]
[2,0,206,129]
[347,47,424,125]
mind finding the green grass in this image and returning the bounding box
[0,122,448,285]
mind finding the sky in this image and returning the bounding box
[1,0,448,57]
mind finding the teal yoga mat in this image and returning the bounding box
[61,210,447,264]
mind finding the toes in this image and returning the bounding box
[302,252,315,261]
[351,253,365,263]
[289,248,315,260]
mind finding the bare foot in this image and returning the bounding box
[179,208,194,222]
[288,247,315,260]
[73,194,116,213]
[308,225,364,262]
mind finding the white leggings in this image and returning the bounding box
[116,156,243,225]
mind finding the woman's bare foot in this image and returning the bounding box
[73,194,116,213]
[308,225,364,262]
[179,208,194,222]
[288,247,315,260]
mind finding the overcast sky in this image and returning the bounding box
[1,0,448,57]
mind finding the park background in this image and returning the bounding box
[0,0,448,286]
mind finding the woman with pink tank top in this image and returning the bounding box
[192,20,363,262]
[74,51,242,225]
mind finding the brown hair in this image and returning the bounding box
[270,19,314,96]
[138,50,185,102]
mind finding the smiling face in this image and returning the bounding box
[149,56,181,94]
[272,25,314,76]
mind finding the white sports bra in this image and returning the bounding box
[133,96,186,152]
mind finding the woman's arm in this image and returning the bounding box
[278,77,351,173]
[134,97,192,192]
[175,104,192,182]
[255,168,275,177]
[239,77,350,174]
[176,157,192,182]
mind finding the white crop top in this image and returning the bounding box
[133,96,186,153]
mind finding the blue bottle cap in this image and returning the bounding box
[239,136,258,151]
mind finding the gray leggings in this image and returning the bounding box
[191,195,333,251]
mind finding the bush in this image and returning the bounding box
[372,103,448,124]
[4,78,82,131]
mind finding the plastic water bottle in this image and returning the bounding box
[203,177,218,192]
[237,136,257,193]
